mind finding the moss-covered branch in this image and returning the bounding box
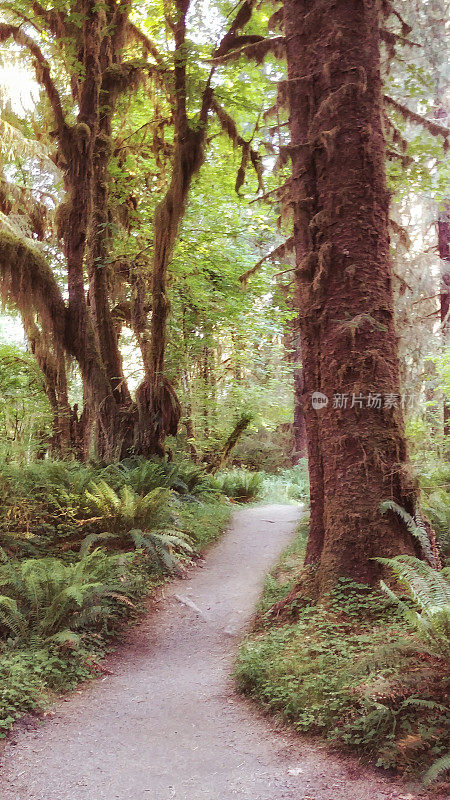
[0,23,66,134]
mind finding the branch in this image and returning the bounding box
[239,237,294,284]
[0,24,66,134]
[213,35,285,64]
[268,7,284,31]
[381,0,413,37]
[384,95,449,141]
[380,28,420,48]
[211,98,263,192]
[214,0,258,58]
[31,2,69,39]
[126,21,165,65]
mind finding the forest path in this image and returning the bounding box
[1,504,416,800]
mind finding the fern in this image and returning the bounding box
[129,529,192,574]
[423,754,450,786]
[212,469,263,502]
[84,481,174,532]
[0,548,134,645]
[376,555,450,658]
[380,500,438,566]
[82,482,192,573]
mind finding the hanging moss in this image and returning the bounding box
[0,229,66,347]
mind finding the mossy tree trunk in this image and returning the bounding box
[134,0,211,457]
[437,198,449,436]
[283,0,419,595]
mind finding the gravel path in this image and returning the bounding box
[0,504,418,800]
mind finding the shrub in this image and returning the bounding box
[212,468,263,503]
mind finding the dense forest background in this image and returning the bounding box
[0,0,448,787]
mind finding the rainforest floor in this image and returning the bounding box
[0,504,432,800]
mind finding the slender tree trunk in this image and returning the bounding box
[283,0,419,595]
[437,198,449,436]
[87,127,131,409]
[60,4,130,461]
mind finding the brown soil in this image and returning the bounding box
[0,505,420,799]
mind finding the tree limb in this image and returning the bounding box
[213,35,285,64]
[239,237,295,284]
[0,229,67,350]
[214,0,258,58]
[0,23,66,134]
[384,95,449,141]
[126,21,165,65]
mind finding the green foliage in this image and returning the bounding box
[236,534,449,779]
[423,754,450,786]
[0,547,135,646]
[380,500,438,566]
[0,457,218,557]
[377,554,450,658]
[84,481,173,534]
[0,343,52,463]
[82,481,193,573]
[120,458,215,498]
[260,461,309,504]
[418,462,450,562]
[0,646,98,736]
[212,468,263,503]
[177,501,232,551]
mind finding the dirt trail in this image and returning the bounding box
[1,505,417,800]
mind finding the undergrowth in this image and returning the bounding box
[235,520,449,783]
[0,457,231,736]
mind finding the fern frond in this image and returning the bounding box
[380,500,437,565]
[423,754,450,786]
[377,555,450,657]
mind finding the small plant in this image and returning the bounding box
[84,480,173,533]
[423,754,450,786]
[377,554,450,658]
[212,468,263,502]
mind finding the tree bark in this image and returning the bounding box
[23,315,72,457]
[437,197,449,436]
[134,0,212,457]
[283,0,419,595]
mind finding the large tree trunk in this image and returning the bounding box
[283,0,419,596]
[59,4,133,461]
[134,0,211,457]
